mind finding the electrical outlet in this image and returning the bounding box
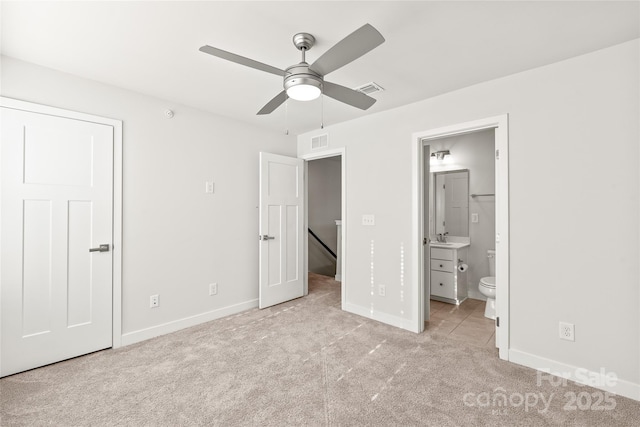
[362,214,375,226]
[205,181,214,193]
[559,322,575,341]
[209,283,218,296]
[150,294,159,308]
[378,284,386,297]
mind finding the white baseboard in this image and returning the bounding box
[335,274,342,282]
[467,289,486,301]
[121,299,258,346]
[344,302,418,333]
[509,349,640,401]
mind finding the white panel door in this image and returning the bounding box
[1,107,113,377]
[259,152,304,309]
[423,146,431,322]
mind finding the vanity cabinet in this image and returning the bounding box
[430,246,468,305]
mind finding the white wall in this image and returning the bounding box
[429,130,495,299]
[308,156,341,276]
[298,40,639,391]
[1,56,295,342]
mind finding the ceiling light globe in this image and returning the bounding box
[286,84,321,101]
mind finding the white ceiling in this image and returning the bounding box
[2,1,638,135]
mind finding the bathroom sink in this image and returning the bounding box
[430,241,471,249]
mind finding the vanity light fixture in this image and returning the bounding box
[431,150,451,160]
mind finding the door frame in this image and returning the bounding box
[411,114,509,360]
[299,148,346,309]
[0,96,123,351]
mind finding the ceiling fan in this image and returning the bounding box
[199,24,385,115]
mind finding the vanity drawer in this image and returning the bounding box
[431,248,454,261]
[431,271,455,299]
[430,259,454,272]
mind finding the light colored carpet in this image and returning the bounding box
[1,273,638,426]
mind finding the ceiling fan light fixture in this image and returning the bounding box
[284,72,323,101]
[286,83,322,101]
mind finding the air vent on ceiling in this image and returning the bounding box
[354,82,384,95]
[311,133,329,150]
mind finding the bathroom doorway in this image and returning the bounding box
[425,131,496,349]
[412,115,510,360]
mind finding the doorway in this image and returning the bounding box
[412,115,509,360]
[307,156,342,279]
[424,130,497,349]
[301,148,346,309]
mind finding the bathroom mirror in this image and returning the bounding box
[434,170,469,237]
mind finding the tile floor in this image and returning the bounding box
[425,298,498,349]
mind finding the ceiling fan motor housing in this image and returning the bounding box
[285,32,323,96]
[283,63,323,93]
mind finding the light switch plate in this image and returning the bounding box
[471,213,479,223]
[362,214,375,226]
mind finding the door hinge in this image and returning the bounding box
[495,149,500,160]
[496,316,500,327]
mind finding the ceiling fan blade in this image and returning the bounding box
[199,45,285,77]
[323,81,376,110]
[309,24,385,76]
[257,90,288,115]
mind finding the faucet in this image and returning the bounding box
[436,232,448,243]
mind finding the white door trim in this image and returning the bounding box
[299,148,346,310]
[411,115,509,360]
[0,96,124,349]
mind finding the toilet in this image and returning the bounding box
[478,249,496,319]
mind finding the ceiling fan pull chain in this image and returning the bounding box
[320,92,324,129]
[285,99,289,135]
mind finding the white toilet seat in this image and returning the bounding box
[480,276,495,288]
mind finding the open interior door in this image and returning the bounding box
[259,152,304,309]
[422,144,430,325]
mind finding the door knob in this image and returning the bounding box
[89,244,110,252]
